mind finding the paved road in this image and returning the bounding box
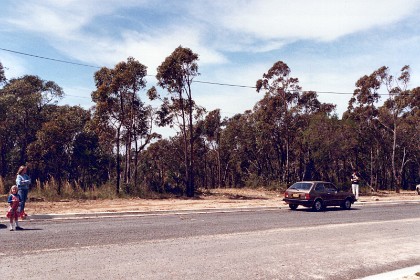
[1,202,419,279]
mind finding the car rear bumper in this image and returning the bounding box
[283,198,314,207]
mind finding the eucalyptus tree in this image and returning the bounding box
[130,104,160,192]
[0,61,6,178]
[345,65,388,189]
[248,107,280,185]
[70,131,110,191]
[404,87,420,186]
[296,91,338,182]
[201,109,223,188]
[0,61,6,85]
[346,65,416,192]
[377,66,415,192]
[0,86,14,177]
[139,137,185,195]
[395,87,420,188]
[216,114,244,187]
[219,111,260,187]
[255,61,301,184]
[27,105,89,194]
[301,112,349,184]
[0,75,63,171]
[91,57,152,194]
[148,46,201,197]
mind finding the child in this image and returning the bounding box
[6,185,23,231]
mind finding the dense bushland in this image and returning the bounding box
[0,49,418,199]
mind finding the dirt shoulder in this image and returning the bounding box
[15,188,419,215]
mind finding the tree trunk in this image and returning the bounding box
[0,146,7,178]
[187,96,195,197]
[391,122,400,193]
[370,147,374,190]
[180,94,189,196]
[116,126,121,195]
[134,145,139,194]
[217,149,221,188]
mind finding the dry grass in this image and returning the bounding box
[7,187,417,215]
[31,178,117,201]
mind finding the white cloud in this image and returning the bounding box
[117,27,228,70]
[2,1,227,71]
[46,25,228,75]
[190,0,420,51]
[1,54,27,79]
[2,0,420,126]
[5,0,420,68]
[6,3,90,38]
[3,0,148,40]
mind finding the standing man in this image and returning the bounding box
[351,169,360,200]
[16,165,31,219]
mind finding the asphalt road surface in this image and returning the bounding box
[1,202,419,279]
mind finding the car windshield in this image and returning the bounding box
[289,182,312,190]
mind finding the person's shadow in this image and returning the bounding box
[0,224,43,230]
[16,227,43,231]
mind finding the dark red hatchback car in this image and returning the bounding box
[283,181,356,211]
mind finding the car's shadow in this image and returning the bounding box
[290,207,361,212]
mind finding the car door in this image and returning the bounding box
[314,182,329,204]
[325,183,340,206]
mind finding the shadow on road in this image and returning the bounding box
[289,207,361,212]
[0,224,43,231]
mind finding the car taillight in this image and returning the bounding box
[284,192,289,198]
[305,193,311,200]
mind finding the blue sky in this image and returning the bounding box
[1,0,420,132]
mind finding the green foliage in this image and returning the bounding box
[153,46,201,197]
[0,61,6,85]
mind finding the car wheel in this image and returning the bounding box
[312,199,323,211]
[289,204,298,210]
[341,198,352,210]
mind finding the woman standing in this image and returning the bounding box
[16,165,31,219]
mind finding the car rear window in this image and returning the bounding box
[289,182,312,190]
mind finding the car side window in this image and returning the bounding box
[325,184,337,192]
[315,183,325,192]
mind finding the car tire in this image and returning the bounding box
[289,204,298,210]
[312,199,323,211]
[341,198,352,210]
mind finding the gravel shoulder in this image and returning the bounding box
[13,189,420,215]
